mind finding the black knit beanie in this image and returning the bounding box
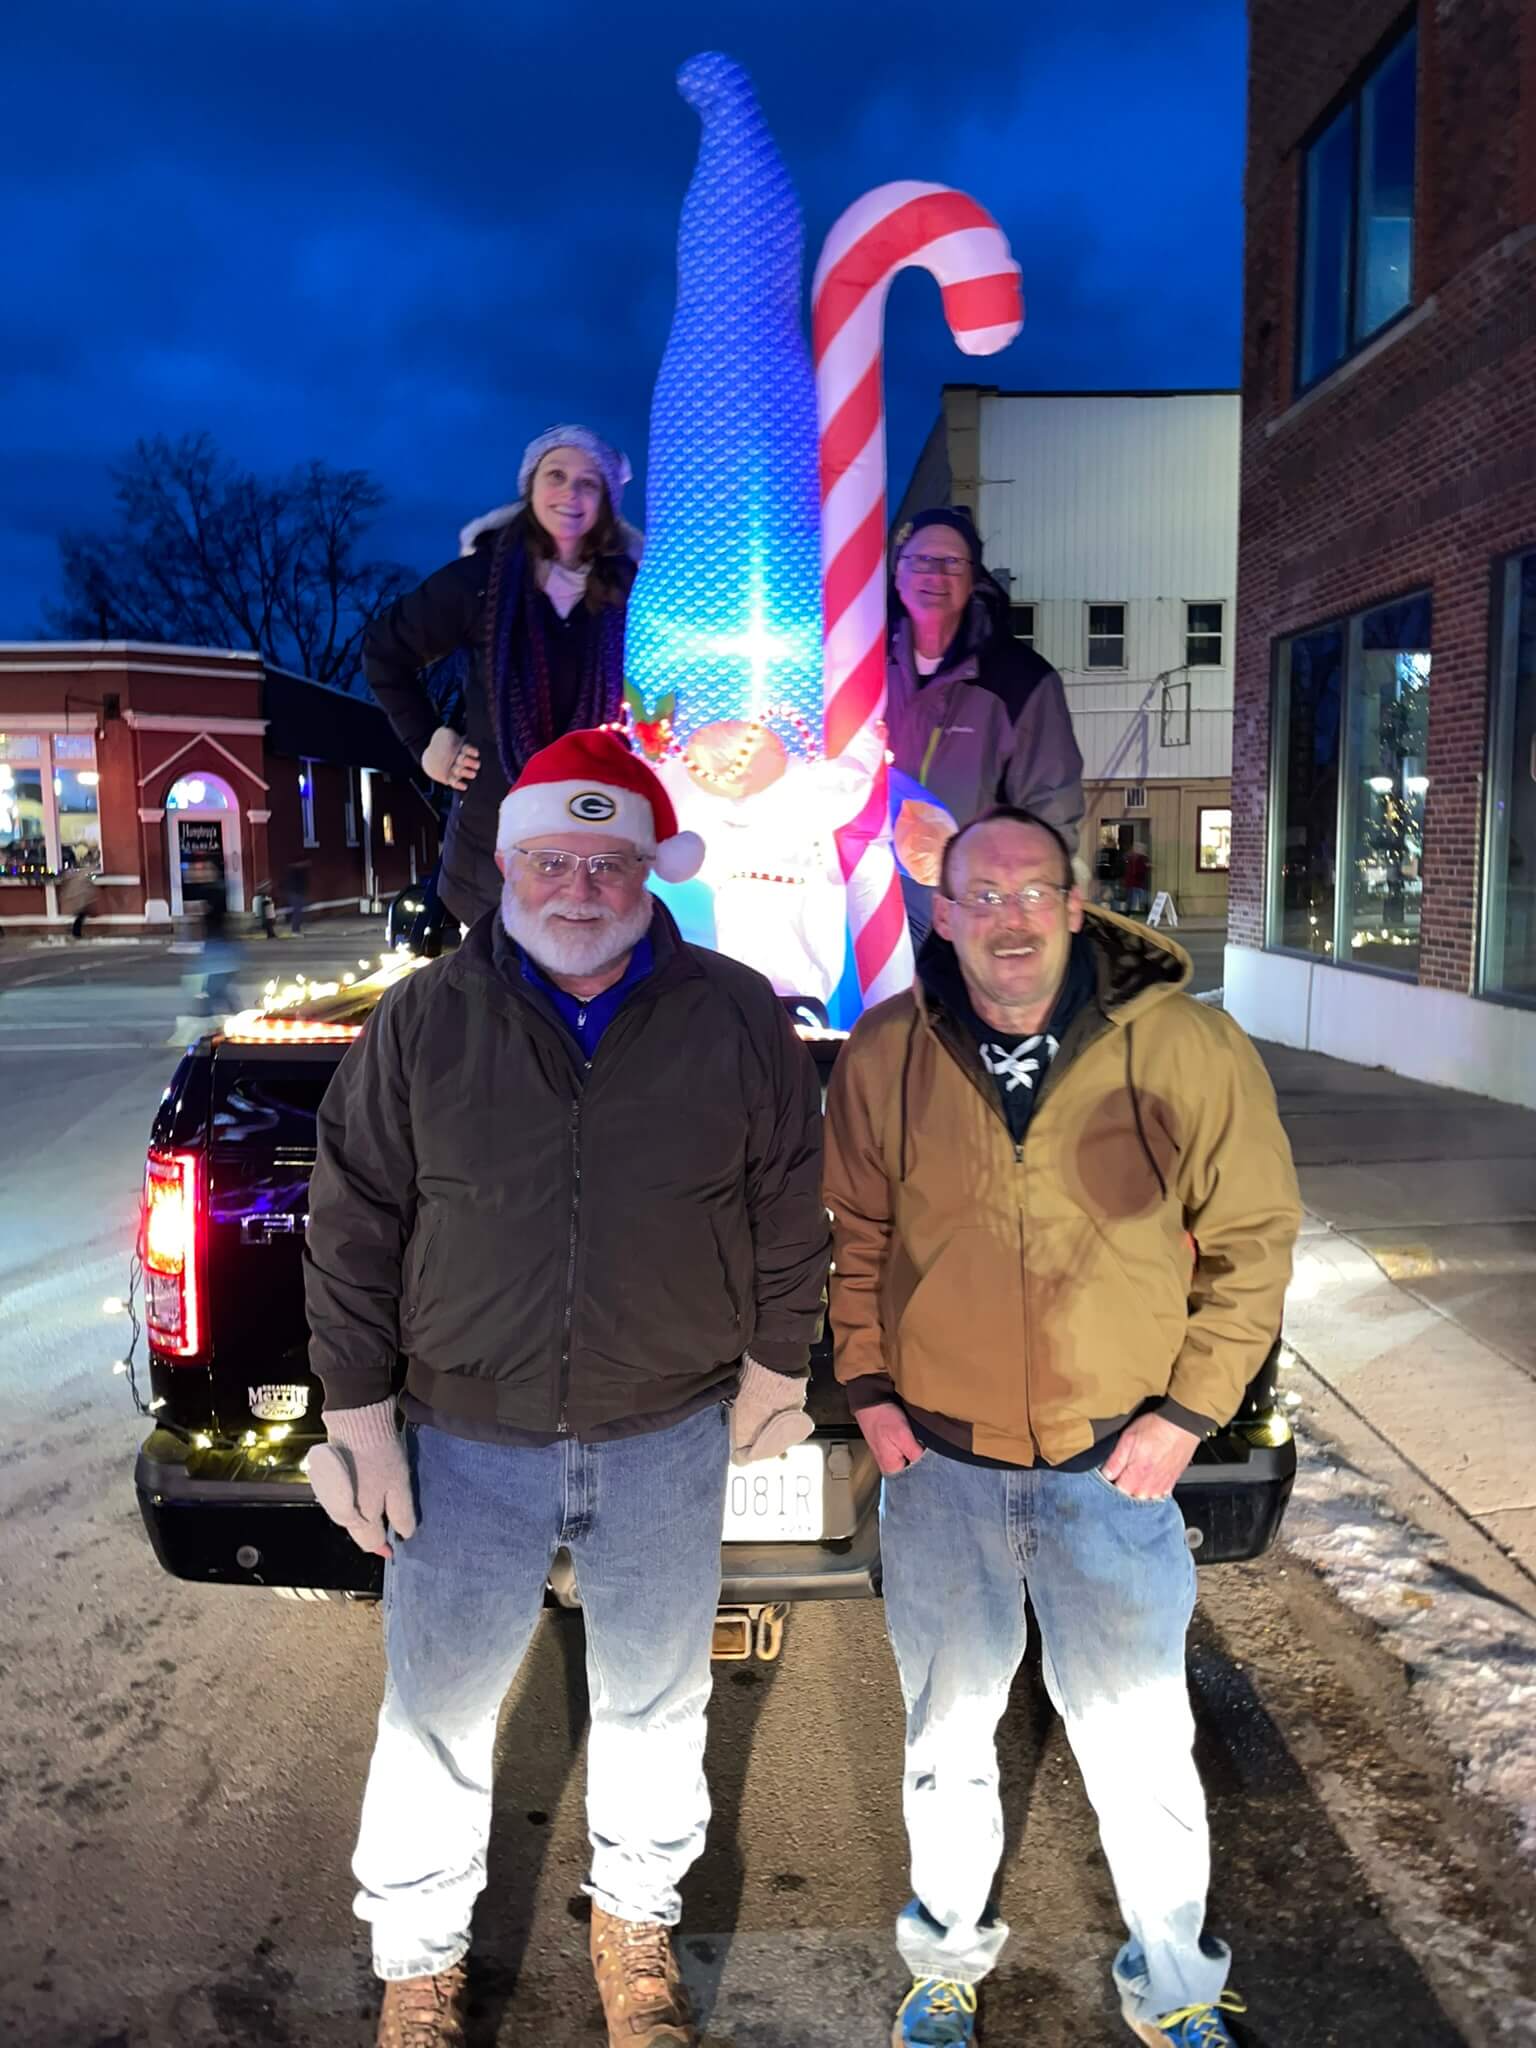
[894,506,984,569]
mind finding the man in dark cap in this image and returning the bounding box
[887,507,1084,941]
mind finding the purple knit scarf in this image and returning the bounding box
[485,529,629,781]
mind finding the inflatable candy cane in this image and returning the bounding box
[814,183,1024,1006]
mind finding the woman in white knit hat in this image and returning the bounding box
[365,426,641,930]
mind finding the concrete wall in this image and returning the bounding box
[1226,942,1536,1111]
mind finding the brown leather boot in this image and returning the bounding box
[589,1904,697,2046]
[376,1960,468,2048]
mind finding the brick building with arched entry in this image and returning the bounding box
[0,642,439,933]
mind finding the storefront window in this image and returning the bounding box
[53,732,101,873]
[1343,594,1430,974]
[1483,551,1536,1002]
[1269,626,1343,955]
[0,735,48,881]
[1197,807,1231,873]
[1271,597,1432,974]
[0,732,103,882]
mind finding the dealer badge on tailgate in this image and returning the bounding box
[248,1385,311,1422]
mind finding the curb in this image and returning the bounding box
[1284,1215,1536,1587]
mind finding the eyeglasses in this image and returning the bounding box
[901,553,972,578]
[947,884,1071,917]
[512,847,648,886]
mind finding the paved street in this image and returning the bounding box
[2,928,1535,2046]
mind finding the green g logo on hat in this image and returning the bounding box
[569,791,618,823]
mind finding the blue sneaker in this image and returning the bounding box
[1123,1989,1248,2046]
[891,1976,978,2045]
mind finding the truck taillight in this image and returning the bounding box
[142,1149,205,1360]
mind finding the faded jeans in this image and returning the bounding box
[879,1450,1230,2024]
[352,1402,731,1981]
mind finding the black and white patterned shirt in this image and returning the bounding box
[977,1031,1060,1143]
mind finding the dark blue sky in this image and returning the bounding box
[3,0,1246,641]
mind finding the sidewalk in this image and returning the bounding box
[1262,1040,1536,1588]
[16,912,387,949]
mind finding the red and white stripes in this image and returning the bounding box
[813,182,1024,1007]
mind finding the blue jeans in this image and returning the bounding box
[352,1403,731,1980]
[879,1452,1229,2024]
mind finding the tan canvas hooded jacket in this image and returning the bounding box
[823,914,1302,1466]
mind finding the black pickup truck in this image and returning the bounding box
[130,947,1297,1653]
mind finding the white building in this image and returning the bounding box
[895,386,1240,918]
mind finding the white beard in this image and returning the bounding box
[500,885,655,979]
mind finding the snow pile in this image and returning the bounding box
[1283,1424,1536,1867]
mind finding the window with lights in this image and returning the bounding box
[1269,591,1431,975]
[0,731,101,881]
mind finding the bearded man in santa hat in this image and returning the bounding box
[303,729,829,2048]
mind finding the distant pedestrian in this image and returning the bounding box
[885,507,1083,942]
[58,860,96,940]
[824,805,1301,2048]
[1124,841,1151,916]
[366,425,642,932]
[1093,829,1124,908]
[176,861,243,1028]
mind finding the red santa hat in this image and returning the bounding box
[496,729,705,883]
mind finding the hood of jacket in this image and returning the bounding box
[913,907,1191,1037]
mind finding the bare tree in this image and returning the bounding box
[47,433,415,691]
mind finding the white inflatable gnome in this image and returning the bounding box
[652,717,873,1005]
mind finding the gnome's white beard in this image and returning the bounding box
[653,753,875,1003]
[500,886,655,979]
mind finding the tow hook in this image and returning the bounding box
[711,1602,788,1662]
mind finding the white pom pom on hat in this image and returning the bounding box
[497,729,705,884]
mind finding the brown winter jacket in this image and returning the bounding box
[823,913,1301,1466]
[305,903,828,1440]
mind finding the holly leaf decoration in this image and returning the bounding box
[625,683,676,760]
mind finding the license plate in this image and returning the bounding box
[722,1443,823,1542]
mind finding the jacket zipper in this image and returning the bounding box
[919,684,964,786]
[556,1097,581,1434]
[1016,1203,1034,1456]
[520,976,668,1435]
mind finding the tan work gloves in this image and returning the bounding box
[307,1399,416,1556]
[731,1354,813,1466]
[420,725,480,791]
[312,1358,811,1554]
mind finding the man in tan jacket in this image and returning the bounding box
[824,807,1300,2048]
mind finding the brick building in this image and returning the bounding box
[1226,0,1536,1107]
[0,643,439,932]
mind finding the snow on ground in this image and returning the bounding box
[1282,1404,1536,1869]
